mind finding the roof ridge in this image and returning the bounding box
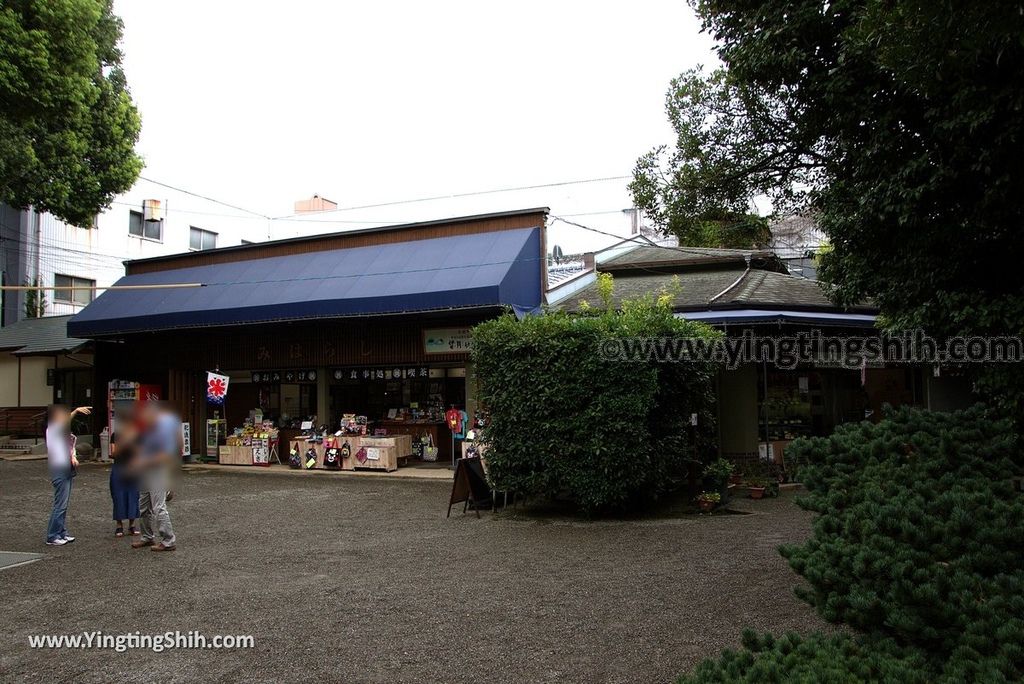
[731,269,767,302]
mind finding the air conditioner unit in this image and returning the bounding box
[142,199,164,222]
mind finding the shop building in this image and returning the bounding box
[0,315,93,439]
[553,240,974,466]
[68,208,548,465]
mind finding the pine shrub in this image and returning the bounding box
[781,405,1024,679]
[678,631,929,683]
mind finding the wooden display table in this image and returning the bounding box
[219,445,254,465]
[374,421,450,462]
[287,434,413,472]
[353,435,412,472]
[289,440,326,468]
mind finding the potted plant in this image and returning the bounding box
[696,491,721,513]
[747,477,767,500]
[702,458,735,501]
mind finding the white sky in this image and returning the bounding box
[114,1,716,251]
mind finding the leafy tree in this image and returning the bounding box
[24,277,46,318]
[0,0,142,226]
[632,1,1024,345]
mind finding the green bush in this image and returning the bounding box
[472,298,719,512]
[679,406,1024,682]
[679,631,929,683]
[781,405,1024,679]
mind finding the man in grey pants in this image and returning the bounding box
[132,403,181,552]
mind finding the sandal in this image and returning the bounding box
[129,526,139,536]
[115,526,124,538]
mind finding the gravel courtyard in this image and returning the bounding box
[0,460,827,683]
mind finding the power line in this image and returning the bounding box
[137,176,271,219]
[549,215,767,261]
[270,175,632,219]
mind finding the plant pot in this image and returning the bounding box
[729,474,742,485]
[749,486,766,500]
[698,499,715,512]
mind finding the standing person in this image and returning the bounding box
[109,421,140,537]
[45,404,91,546]
[132,403,181,552]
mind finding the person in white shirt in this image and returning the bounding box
[45,404,91,546]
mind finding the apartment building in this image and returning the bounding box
[0,178,270,326]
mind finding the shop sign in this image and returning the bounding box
[181,423,191,457]
[251,369,317,383]
[424,328,473,354]
[332,366,430,381]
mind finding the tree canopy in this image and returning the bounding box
[0,0,142,226]
[631,1,1024,340]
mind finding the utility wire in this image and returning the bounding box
[270,175,632,219]
[138,176,271,218]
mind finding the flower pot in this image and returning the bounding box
[729,474,742,485]
[749,486,766,500]
[698,499,715,512]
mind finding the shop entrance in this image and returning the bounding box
[328,365,468,465]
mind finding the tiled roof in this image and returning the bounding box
[0,316,89,355]
[561,268,873,313]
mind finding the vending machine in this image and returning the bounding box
[107,380,161,437]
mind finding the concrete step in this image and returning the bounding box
[7,438,42,448]
[4,439,46,455]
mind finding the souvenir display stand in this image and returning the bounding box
[218,412,279,466]
[286,434,412,472]
[374,421,449,461]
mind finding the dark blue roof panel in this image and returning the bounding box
[69,227,542,337]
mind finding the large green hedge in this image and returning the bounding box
[680,405,1024,681]
[472,297,719,512]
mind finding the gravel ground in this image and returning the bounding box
[0,460,828,684]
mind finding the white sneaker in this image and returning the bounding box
[62,535,76,543]
[46,538,68,546]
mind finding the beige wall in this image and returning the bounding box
[0,355,18,406]
[718,364,759,457]
[18,356,55,406]
[0,352,92,408]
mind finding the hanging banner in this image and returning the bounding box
[207,372,230,405]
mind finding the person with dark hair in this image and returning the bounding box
[45,404,91,546]
[109,421,140,537]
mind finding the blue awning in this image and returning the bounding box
[69,227,542,337]
[677,308,877,326]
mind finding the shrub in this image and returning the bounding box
[678,631,929,683]
[782,405,1024,679]
[701,457,734,491]
[472,296,719,512]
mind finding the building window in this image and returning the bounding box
[189,227,217,251]
[54,274,95,306]
[129,209,162,241]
